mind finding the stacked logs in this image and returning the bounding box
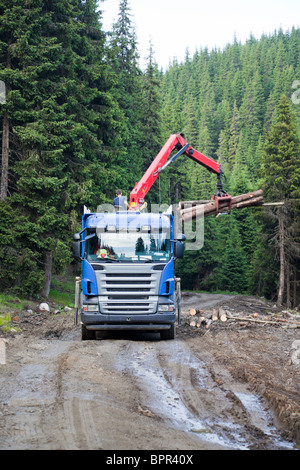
[187,307,300,330]
[180,189,264,221]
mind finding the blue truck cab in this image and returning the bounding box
[73,210,185,340]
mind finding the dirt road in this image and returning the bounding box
[0,293,299,450]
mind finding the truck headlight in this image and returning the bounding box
[159,305,174,312]
[83,305,98,312]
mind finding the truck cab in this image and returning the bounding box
[73,210,185,340]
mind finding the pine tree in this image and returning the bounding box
[261,95,300,305]
[240,69,265,135]
[107,0,144,191]
[218,217,249,293]
[0,0,120,296]
[140,41,162,166]
[0,0,66,294]
[159,29,300,293]
[228,102,240,168]
[0,0,58,199]
[139,40,164,205]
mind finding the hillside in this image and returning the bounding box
[0,1,299,306]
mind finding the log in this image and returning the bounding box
[234,196,264,208]
[212,309,218,321]
[189,308,197,316]
[181,190,264,221]
[179,200,211,209]
[218,308,227,322]
[227,316,300,327]
[182,190,263,215]
[181,189,263,215]
[263,202,285,206]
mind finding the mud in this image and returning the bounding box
[0,293,299,450]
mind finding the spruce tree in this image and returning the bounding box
[0,0,120,296]
[261,95,300,305]
[160,29,300,293]
[0,0,65,294]
[139,40,165,205]
[107,0,144,192]
[218,217,248,293]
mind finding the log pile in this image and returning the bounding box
[180,189,264,221]
[186,307,300,330]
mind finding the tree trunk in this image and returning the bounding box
[42,252,53,299]
[1,41,10,200]
[277,211,285,306]
[293,271,297,309]
[286,259,291,308]
[0,112,9,200]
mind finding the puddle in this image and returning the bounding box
[117,342,295,450]
[118,345,247,449]
[134,362,247,449]
[235,392,294,450]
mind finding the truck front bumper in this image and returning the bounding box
[81,312,176,331]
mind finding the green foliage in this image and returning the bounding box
[0,0,122,296]
[0,0,298,305]
[250,95,300,302]
[161,29,300,298]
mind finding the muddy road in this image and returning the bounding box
[0,293,299,450]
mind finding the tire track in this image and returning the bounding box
[55,349,103,450]
[116,339,240,449]
[116,337,294,449]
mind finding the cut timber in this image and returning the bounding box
[212,309,218,321]
[263,202,285,206]
[218,308,227,322]
[179,200,211,209]
[180,190,264,221]
[189,308,197,316]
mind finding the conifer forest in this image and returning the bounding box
[0,0,299,306]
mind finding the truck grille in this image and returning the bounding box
[95,265,161,315]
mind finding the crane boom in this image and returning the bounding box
[129,133,228,210]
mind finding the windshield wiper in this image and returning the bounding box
[101,258,120,262]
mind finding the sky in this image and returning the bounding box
[99,0,299,70]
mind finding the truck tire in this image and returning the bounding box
[161,324,175,340]
[81,324,96,340]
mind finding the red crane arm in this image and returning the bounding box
[129,133,223,209]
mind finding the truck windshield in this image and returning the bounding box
[85,230,171,262]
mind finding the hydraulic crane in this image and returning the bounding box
[129,133,231,212]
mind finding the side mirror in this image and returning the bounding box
[174,241,184,259]
[73,233,81,259]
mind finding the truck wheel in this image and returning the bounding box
[81,325,96,340]
[161,324,175,340]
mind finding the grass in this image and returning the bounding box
[0,294,25,333]
[0,293,30,314]
[0,276,75,312]
[48,275,75,307]
[0,313,21,333]
[0,272,76,334]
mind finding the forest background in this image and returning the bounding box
[0,0,299,307]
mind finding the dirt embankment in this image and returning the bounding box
[0,293,299,450]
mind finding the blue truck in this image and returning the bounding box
[73,133,230,340]
[73,210,185,340]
